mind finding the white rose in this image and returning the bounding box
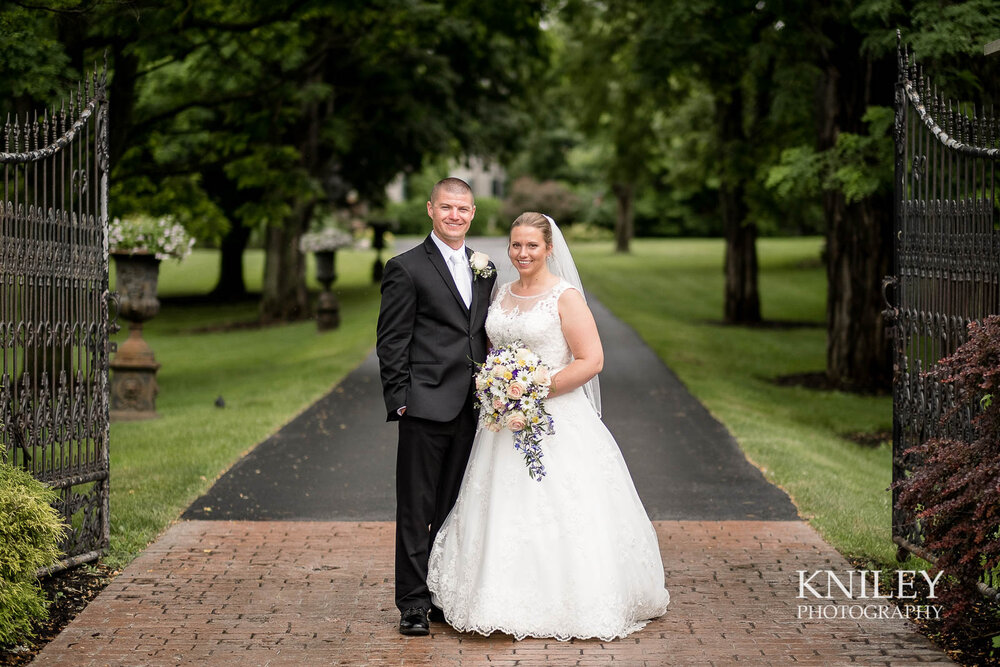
[470,251,490,271]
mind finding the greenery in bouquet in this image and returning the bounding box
[299,227,354,253]
[109,214,195,261]
[474,343,555,481]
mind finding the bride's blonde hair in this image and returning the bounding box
[510,212,553,248]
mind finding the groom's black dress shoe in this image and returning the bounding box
[428,605,445,623]
[399,608,430,636]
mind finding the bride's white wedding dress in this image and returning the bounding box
[427,279,669,641]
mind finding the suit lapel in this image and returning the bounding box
[467,247,495,329]
[424,235,470,315]
[467,247,480,328]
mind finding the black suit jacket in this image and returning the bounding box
[376,235,496,422]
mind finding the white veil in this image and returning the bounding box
[494,214,602,417]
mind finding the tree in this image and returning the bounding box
[5,1,548,320]
[766,0,1000,390]
[248,0,547,319]
[559,1,663,253]
[631,0,796,323]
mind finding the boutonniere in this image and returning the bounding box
[469,251,494,279]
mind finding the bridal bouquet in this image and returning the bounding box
[474,343,555,481]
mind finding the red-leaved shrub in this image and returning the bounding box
[894,315,1000,625]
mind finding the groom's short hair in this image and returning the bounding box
[430,177,474,203]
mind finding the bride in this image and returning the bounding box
[427,212,669,641]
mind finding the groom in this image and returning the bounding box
[376,177,496,636]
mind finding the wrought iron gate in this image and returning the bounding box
[0,66,112,571]
[889,41,1000,573]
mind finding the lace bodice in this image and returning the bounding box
[486,280,576,371]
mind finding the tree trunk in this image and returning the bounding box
[259,207,311,322]
[817,37,894,391]
[259,65,323,322]
[210,219,251,300]
[107,42,139,171]
[722,182,760,324]
[717,88,761,324]
[824,190,892,390]
[611,182,634,253]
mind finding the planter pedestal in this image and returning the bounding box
[110,252,161,421]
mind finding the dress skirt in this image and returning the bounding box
[427,387,670,641]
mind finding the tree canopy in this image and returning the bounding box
[3,0,548,315]
[5,0,999,386]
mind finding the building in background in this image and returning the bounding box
[386,157,505,202]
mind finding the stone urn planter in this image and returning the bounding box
[314,249,340,331]
[109,251,161,421]
[301,228,353,332]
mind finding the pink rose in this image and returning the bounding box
[504,411,527,432]
[493,398,506,411]
[506,381,527,399]
[533,366,551,387]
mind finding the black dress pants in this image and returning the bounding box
[394,392,477,612]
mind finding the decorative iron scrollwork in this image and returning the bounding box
[1,62,110,572]
[892,38,1000,590]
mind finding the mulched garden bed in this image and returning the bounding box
[846,558,1000,666]
[0,563,116,666]
[769,370,891,396]
[842,429,892,448]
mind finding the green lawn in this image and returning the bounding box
[105,247,381,567]
[573,237,902,566]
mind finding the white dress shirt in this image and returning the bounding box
[430,231,472,308]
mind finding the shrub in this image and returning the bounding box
[0,462,67,646]
[500,176,581,225]
[894,315,1000,627]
